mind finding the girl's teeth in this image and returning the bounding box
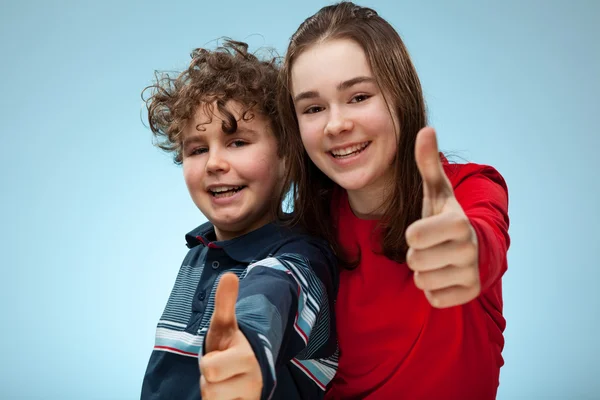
[331,142,369,158]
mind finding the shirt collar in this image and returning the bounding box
[185,219,299,263]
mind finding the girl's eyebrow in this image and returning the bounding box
[337,76,376,91]
[293,75,376,103]
[294,90,319,103]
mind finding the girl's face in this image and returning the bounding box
[291,38,399,206]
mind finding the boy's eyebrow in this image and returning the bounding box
[182,127,259,147]
[182,133,204,147]
[233,126,258,136]
[293,76,376,103]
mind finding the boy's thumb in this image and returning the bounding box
[205,273,239,352]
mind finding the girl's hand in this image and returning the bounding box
[405,127,480,309]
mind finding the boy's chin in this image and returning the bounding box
[208,212,273,241]
[209,215,245,230]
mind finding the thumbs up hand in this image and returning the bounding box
[405,127,480,309]
[199,273,262,399]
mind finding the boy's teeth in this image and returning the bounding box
[331,142,369,157]
[210,186,244,197]
[211,186,242,193]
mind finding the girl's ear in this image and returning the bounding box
[277,156,287,179]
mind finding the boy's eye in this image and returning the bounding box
[189,147,208,156]
[304,106,324,114]
[350,94,370,103]
[230,140,247,148]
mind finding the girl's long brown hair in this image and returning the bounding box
[276,2,428,266]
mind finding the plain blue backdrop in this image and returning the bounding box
[1,0,598,398]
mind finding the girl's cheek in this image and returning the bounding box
[301,125,320,148]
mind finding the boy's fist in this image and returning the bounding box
[200,273,262,399]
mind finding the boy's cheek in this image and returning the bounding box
[183,161,205,187]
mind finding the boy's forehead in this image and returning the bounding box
[181,100,272,140]
[192,100,247,122]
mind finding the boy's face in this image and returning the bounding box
[181,101,284,241]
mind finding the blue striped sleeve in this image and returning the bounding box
[235,242,338,399]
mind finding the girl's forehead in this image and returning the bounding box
[290,39,374,93]
[294,38,368,70]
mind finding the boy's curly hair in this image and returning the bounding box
[142,39,282,164]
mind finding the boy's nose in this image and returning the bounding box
[205,152,230,174]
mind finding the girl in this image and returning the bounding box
[277,2,510,399]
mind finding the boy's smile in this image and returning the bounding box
[207,184,246,198]
[182,101,284,241]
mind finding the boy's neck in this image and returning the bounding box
[213,216,276,242]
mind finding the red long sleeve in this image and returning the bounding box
[326,162,510,400]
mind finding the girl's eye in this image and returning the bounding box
[304,106,324,114]
[231,140,247,148]
[350,94,370,103]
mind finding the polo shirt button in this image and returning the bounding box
[211,261,220,269]
[198,291,206,301]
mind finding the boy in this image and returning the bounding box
[140,40,338,400]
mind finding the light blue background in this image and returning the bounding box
[1,0,598,398]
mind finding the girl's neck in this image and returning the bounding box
[346,177,394,220]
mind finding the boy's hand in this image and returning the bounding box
[405,127,480,309]
[200,273,262,400]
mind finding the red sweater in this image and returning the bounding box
[325,162,510,400]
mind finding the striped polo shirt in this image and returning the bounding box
[141,220,339,400]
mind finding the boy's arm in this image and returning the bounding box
[201,241,337,399]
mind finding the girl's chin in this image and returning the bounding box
[331,170,392,193]
[332,176,373,191]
